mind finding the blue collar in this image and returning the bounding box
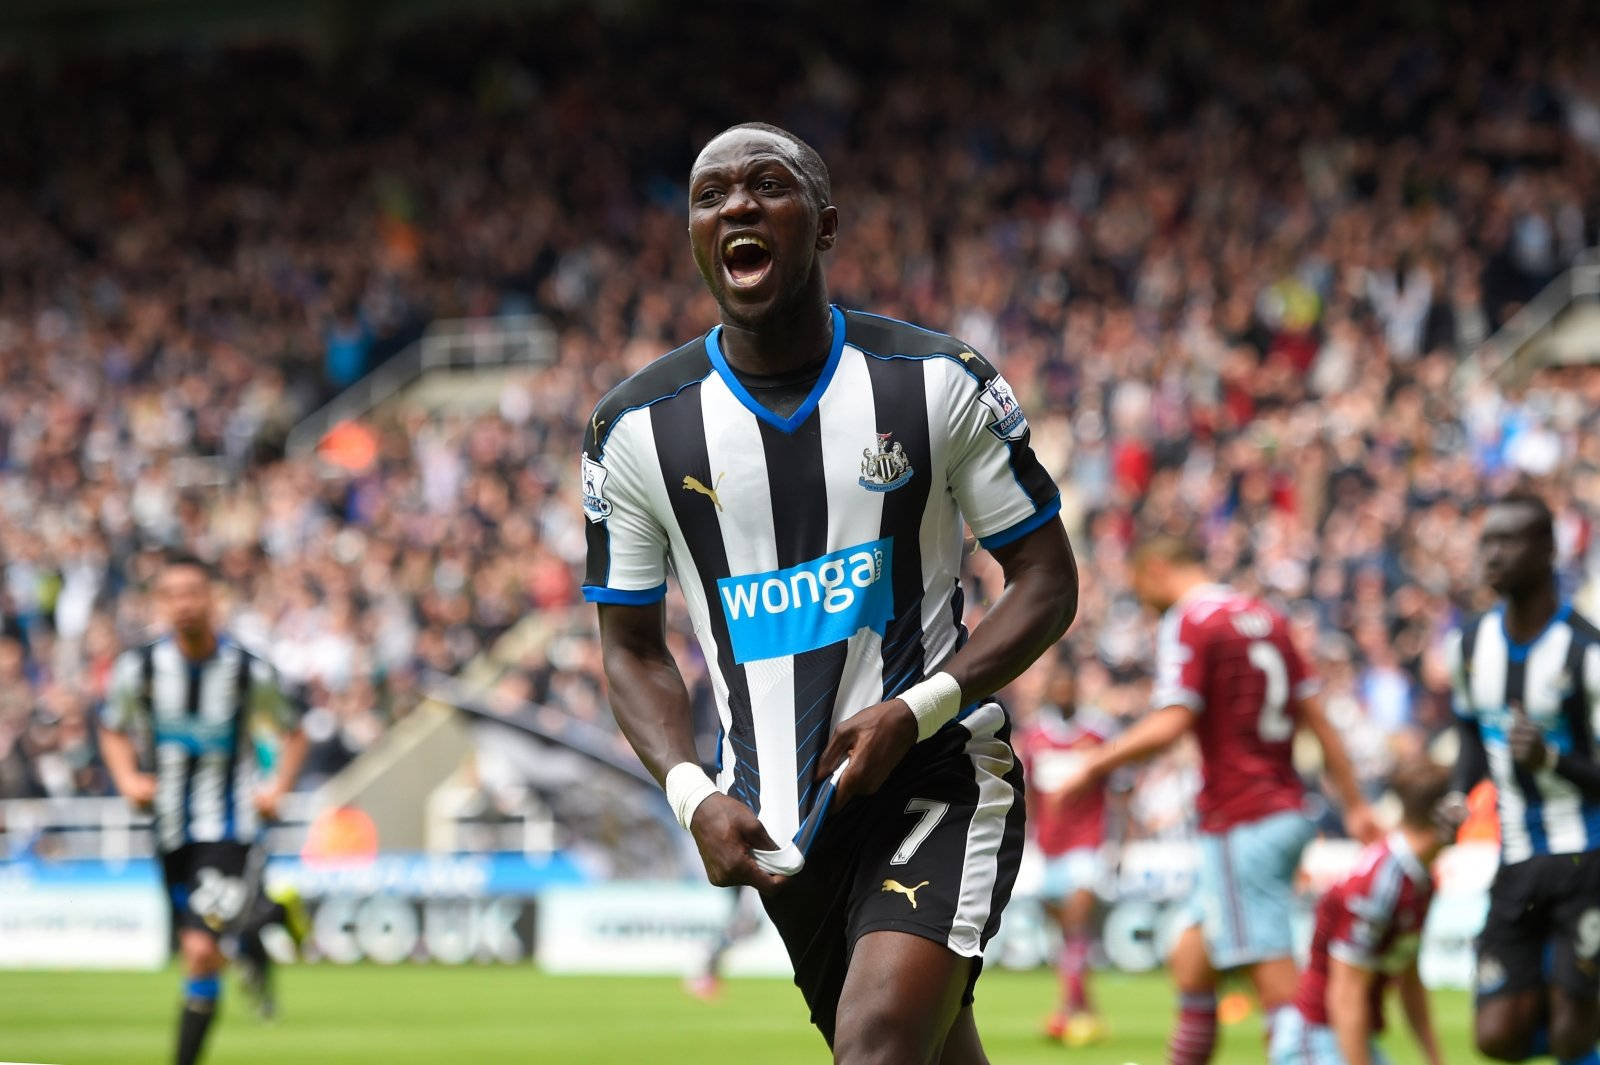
[705,305,846,434]
[1499,602,1569,663]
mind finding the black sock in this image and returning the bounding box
[176,977,220,1065]
[237,928,270,972]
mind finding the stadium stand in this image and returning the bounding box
[0,0,1598,860]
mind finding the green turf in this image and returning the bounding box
[0,966,1487,1065]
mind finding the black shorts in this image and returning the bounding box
[1476,848,1600,1000]
[760,702,1026,1044]
[161,841,261,939]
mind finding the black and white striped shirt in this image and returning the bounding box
[102,637,300,852]
[1446,604,1600,864]
[582,306,1060,843]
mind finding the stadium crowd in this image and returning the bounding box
[2,1,1599,846]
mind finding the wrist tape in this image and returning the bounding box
[900,671,964,742]
[665,762,719,831]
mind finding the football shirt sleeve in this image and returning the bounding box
[581,412,670,605]
[1442,628,1472,721]
[942,359,1060,550]
[100,650,143,732]
[249,654,302,730]
[1152,610,1206,712]
[1329,858,1401,969]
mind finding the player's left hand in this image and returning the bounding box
[1507,702,1552,772]
[253,782,287,821]
[817,698,917,806]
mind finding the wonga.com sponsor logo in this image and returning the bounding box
[717,539,894,662]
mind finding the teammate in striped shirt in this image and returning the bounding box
[584,123,1078,1061]
[100,555,307,1065]
[1271,758,1454,1065]
[1444,493,1600,1065]
[1061,537,1375,1065]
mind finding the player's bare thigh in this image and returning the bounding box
[178,928,225,977]
[1474,989,1544,1061]
[1169,924,1217,993]
[832,930,973,1065]
[1547,987,1600,1061]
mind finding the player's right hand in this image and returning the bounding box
[689,792,789,893]
[121,772,158,809]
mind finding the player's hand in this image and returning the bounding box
[253,781,287,821]
[121,773,157,809]
[689,793,788,893]
[1342,801,1382,844]
[1432,791,1470,840]
[1054,759,1102,805]
[816,698,917,807]
[1507,702,1551,772]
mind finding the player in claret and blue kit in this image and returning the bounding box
[1062,536,1377,1065]
[1271,757,1455,1065]
[1445,492,1600,1065]
[583,122,1078,1062]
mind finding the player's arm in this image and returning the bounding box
[1514,643,1600,797]
[1397,961,1446,1065]
[251,660,308,819]
[1298,692,1380,843]
[1440,627,1485,827]
[817,359,1076,804]
[1058,609,1200,799]
[819,519,1077,803]
[599,601,783,891]
[1326,957,1378,1065]
[581,414,783,891]
[1065,704,1194,797]
[98,651,155,808]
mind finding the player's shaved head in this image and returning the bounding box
[701,122,832,210]
[1391,756,1453,829]
[1489,490,1554,546]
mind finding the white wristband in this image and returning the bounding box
[899,672,965,742]
[665,762,720,831]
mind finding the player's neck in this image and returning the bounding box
[1399,824,1443,869]
[717,285,833,378]
[175,629,218,662]
[1168,570,1211,607]
[1503,579,1560,644]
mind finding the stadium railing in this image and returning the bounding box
[285,313,558,456]
[1479,246,1600,386]
[0,791,321,862]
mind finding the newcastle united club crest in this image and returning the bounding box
[859,432,913,492]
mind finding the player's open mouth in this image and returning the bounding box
[721,233,773,290]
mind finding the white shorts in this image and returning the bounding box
[1039,847,1102,901]
[1182,809,1314,970]
[1268,1006,1393,1065]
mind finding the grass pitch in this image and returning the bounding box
[0,966,1485,1064]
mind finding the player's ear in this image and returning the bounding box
[816,205,838,252]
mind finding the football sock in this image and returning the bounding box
[1265,1004,1296,1045]
[1167,990,1218,1065]
[176,975,220,1065]
[1531,1029,1550,1057]
[237,928,270,973]
[1556,1050,1597,1065]
[1060,934,1091,1013]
